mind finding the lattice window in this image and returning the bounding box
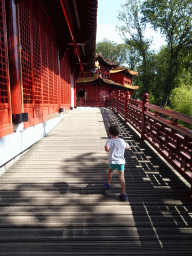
[0,1,8,105]
[53,46,58,105]
[32,18,42,104]
[65,59,71,105]
[60,57,71,107]
[60,58,65,105]
[41,28,49,104]
[18,1,60,113]
[47,37,54,104]
[19,3,33,105]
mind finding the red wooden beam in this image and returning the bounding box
[59,0,83,72]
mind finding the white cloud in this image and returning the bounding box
[96,24,166,51]
[145,27,166,51]
[96,24,124,44]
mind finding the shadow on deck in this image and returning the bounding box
[0,107,192,255]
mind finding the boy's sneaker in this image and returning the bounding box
[103,182,111,189]
[119,193,128,201]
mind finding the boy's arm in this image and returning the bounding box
[105,139,110,152]
[125,143,130,150]
[105,145,110,152]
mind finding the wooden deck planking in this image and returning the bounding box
[0,107,192,255]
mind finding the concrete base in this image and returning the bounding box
[0,112,68,173]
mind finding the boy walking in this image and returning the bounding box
[104,124,130,201]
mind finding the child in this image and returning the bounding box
[104,124,130,201]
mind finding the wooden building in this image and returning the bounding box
[76,54,138,106]
[110,67,138,89]
[0,0,97,170]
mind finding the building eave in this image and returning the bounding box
[110,68,138,76]
[96,54,119,68]
[76,74,139,90]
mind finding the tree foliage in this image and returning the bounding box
[169,77,192,128]
[96,39,128,64]
[116,0,153,94]
[96,0,192,118]
[142,0,192,106]
[170,83,192,117]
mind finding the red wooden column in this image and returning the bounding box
[141,93,149,140]
[124,91,130,122]
[96,86,99,107]
[74,79,77,108]
[6,0,23,127]
[0,0,14,137]
[116,90,120,114]
[58,52,63,114]
[112,91,115,111]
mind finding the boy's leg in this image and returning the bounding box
[107,168,113,185]
[118,170,126,194]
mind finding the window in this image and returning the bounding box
[78,91,85,97]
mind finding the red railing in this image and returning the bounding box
[108,91,192,188]
[76,97,107,107]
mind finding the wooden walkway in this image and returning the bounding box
[0,107,192,255]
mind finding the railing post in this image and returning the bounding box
[141,93,149,140]
[117,90,120,114]
[110,92,113,109]
[110,92,112,110]
[124,91,130,122]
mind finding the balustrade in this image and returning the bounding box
[108,91,192,189]
[76,97,107,107]
[76,91,192,188]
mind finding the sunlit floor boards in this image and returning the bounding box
[0,107,192,255]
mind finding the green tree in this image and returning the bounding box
[142,0,192,106]
[117,0,153,94]
[96,38,140,71]
[147,46,170,105]
[96,39,127,64]
[169,80,192,127]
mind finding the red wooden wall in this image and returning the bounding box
[110,72,124,85]
[124,74,132,86]
[96,63,110,79]
[19,2,60,127]
[76,82,129,100]
[0,0,73,137]
[110,71,133,86]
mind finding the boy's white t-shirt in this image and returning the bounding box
[105,138,129,164]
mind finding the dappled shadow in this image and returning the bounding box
[0,142,142,254]
[100,107,192,250]
[53,182,69,194]
[0,107,192,254]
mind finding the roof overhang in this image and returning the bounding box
[59,0,98,73]
[110,68,138,76]
[76,74,139,90]
[96,54,119,68]
[16,0,97,73]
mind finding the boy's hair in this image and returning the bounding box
[109,124,120,136]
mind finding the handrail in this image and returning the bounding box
[146,103,192,125]
[108,91,192,189]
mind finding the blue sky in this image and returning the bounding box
[96,0,125,44]
[96,0,166,51]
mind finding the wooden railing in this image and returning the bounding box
[76,97,107,107]
[108,91,192,188]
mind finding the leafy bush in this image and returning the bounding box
[169,79,192,129]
